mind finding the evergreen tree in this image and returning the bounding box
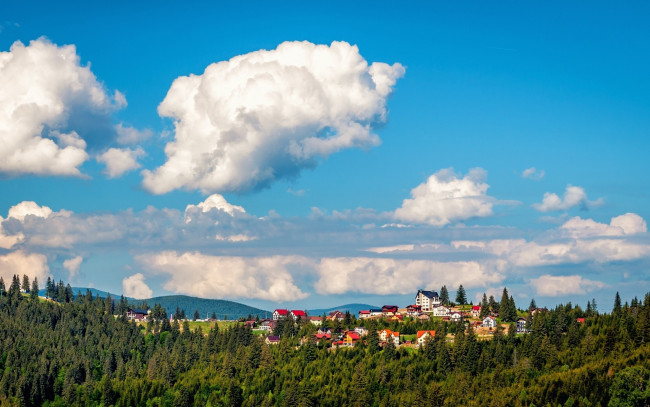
[30,278,39,300]
[500,287,510,318]
[480,293,490,318]
[489,295,499,315]
[367,325,380,354]
[455,284,467,305]
[22,274,30,293]
[509,295,517,321]
[0,277,4,296]
[440,285,449,305]
[193,309,200,321]
[10,274,21,299]
[529,298,537,310]
[211,312,217,320]
[384,338,397,360]
[614,292,622,314]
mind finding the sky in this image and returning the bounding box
[1,1,649,312]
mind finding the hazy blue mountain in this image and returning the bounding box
[308,303,378,316]
[66,288,270,319]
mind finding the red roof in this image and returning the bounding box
[274,309,288,315]
[417,330,436,339]
[576,318,585,323]
[345,332,360,340]
[472,306,481,311]
[358,310,370,314]
[291,310,306,317]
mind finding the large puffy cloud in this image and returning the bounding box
[530,274,606,296]
[393,168,494,226]
[532,185,603,212]
[122,273,153,299]
[0,201,56,249]
[315,257,505,295]
[137,251,309,301]
[0,38,125,176]
[0,250,50,283]
[142,40,405,194]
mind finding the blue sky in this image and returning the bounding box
[1,1,649,312]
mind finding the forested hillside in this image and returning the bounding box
[68,288,270,320]
[0,274,649,406]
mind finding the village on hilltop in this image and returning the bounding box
[123,285,580,350]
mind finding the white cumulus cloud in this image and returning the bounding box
[142,40,405,194]
[63,255,83,280]
[185,194,245,218]
[0,38,123,176]
[122,273,153,299]
[8,201,53,221]
[393,168,494,226]
[97,147,145,178]
[137,251,309,302]
[0,250,50,284]
[530,274,605,296]
[532,185,603,212]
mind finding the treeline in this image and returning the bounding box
[0,275,648,406]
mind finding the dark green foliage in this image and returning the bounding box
[455,284,467,305]
[0,277,649,406]
[440,285,449,306]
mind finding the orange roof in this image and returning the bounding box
[417,330,436,339]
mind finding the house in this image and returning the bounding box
[273,309,289,320]
[244,320,256,328]
[471,305,481,318]
[576,318,585,324]
[328,310,344,321]
[415,289,441,312]
[354,327,368,337]
[382,305,399,317]
[265,335,281,345]
[127,308,148,321]
[308,316,323,326]
[529,307,547,317]
[314,333,331,344]
[258,321,273,332]
[358,310,371,319]
[416,330,437,347]
[290,310,307,320]
[432,305,451,317]
[516,317,528,333]
[369,309,383,317]
[387,315,404,322]
[417,314,431,321]
[406,304,422,316]
[343,331,361,346]
[450,312,462,322]
[317,327,332,335]
[378,329,400,346]
[482,316,497,328]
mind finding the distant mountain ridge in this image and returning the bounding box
[307,303,378,316]
[68,288,270,319]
